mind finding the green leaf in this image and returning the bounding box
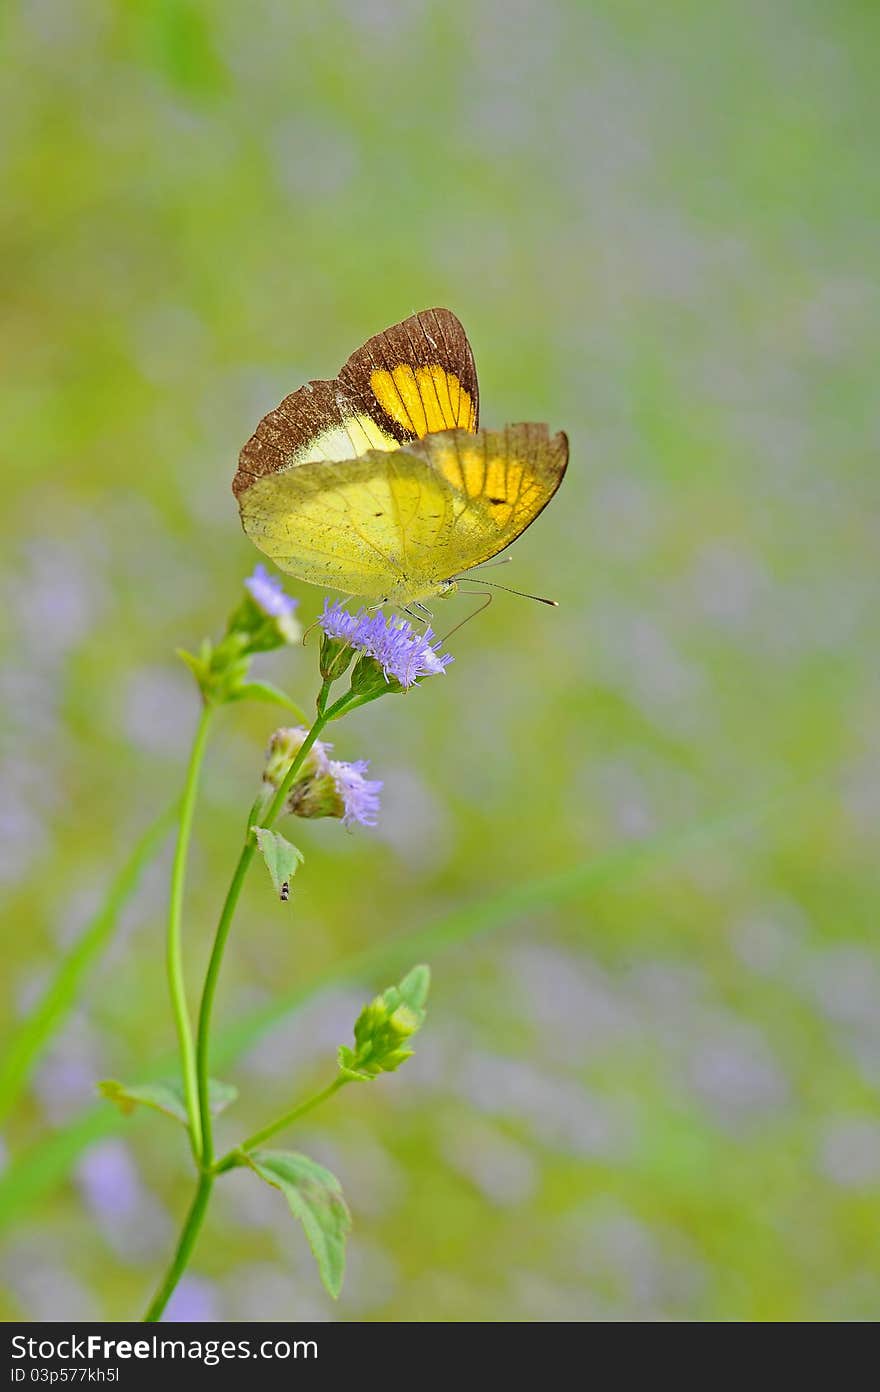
[175,646,208,685]
[98,1078,237,1127]
[253,826,305,901]
[398,963,431,1011]
[246,1150,351,1298]
[229,681,308,722]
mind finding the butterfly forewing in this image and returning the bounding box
[232,307,479,501]
[337,307,479,441]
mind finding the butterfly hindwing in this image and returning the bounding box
[412,422,568,576]
[237,423,567,604]
[236,447,451,600]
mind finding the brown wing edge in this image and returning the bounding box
[233,378,348,500]
[232,309,479,501]
[337,307,480,441]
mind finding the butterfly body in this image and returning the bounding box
[234,309,567,605]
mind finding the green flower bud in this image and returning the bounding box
[338,965,430,1081]
[348,653,403,700]
[319,632,356,682]
[177,569,301,705]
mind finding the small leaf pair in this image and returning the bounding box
[97,1077,237,1126]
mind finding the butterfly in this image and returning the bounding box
[233,308,567,608]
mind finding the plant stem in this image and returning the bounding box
[194,684,338,1168]
[149,682,351,1321]
[213,1077,348,1172]
[168,704,214,1163]
[143,1172,213,1322]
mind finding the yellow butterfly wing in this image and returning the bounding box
[237,424,567,604]
[238,448,454,602]
[411,422,568,580]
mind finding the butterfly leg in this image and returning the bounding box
[399,601,434,629]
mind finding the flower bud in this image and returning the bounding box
[227,565,301,654]
[286,770,345,821]
[319,632,356,682]
[178,569,301,705]
[338,965,430,1080]
[262,726,329,792]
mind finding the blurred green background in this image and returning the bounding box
[1,0,878,1322]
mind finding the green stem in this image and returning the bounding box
[143,1172,213,1322]
[168,704,214,1163]
[213,1077,348,1172]
[150,681,351,1321]
[194,683,339,1167]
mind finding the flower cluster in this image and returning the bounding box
[262,726,382,829]
[179,567,302,704]
[319,600,452,691]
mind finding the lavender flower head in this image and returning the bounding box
[330,758,383,828]
[270,726,382,829]
[245,564,298,618]
[320,600,453,689]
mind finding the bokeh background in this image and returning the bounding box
[1,0,878,1322]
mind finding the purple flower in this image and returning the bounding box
[272,727,382,829]
[319,600,452,689]
[320,598,364,645]
[245,565,298,618]
[330,758,383,828]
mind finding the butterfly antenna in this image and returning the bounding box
[458,577,558,606]
[440,591,494,642]
[301,613,323,646]
[467,555,515,572]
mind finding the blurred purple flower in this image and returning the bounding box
[319,600,452,687]
[163,1276,221,1323]
[244,564,298,618]
[76,1140,143,1222]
